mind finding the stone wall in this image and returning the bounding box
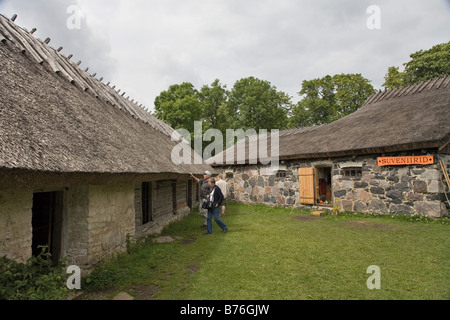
[332,154,448,218]
[86,184,135,268]
[218,151,449,218]
[225,164,302,207]
[0,189,33,262]
[65,185,90,268]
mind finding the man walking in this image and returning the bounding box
[190,171,212,229]
[216,175,228,217]
[204,178,228,235]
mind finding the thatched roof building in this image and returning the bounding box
[0,14,213,270]
[0,14,212,188]
[208,76,450,218]
[209,75,450,165]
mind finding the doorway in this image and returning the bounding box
[32,191,63,265]
[315,167,332,206]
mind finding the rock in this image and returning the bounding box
[368,199,388,214]
[268,176,275,187]
[386,190,404,204]
[257,176,265,187]
[242,174,249,181]
[286,197,295,205]
[354,182,368,189]
[414,201,445,218]
[394,182,410,192]
[341,180,353,189]
[341,200,353,211]
[334,190,347,198]
[359,190,372,203]
[387,176,400,183]
[401,176,414,183]
[390,204,414,215]
[406,192,423,202]
[370,187,385,195]
[413,181,427,193]
[353,201,367,212]
[427,180,440,193]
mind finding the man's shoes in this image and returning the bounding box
[223,229,228,234]
[203,232,212,236]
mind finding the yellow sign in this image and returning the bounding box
[378,156,434,167]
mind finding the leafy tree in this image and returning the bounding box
[154,82,203,134]
[383,41,450,90]
[383,66,405,91]
[289,74,375,128]
[199,79,229,132]
[227,77,292,131]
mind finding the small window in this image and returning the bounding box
[344,168,362,178]
[276,171,287,178]
[226,172,234,179]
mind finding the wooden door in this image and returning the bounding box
[299,167,315,205]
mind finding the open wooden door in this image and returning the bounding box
[299,167,315,205]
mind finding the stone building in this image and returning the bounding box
[0,15,213,273]
[209,76,450,218]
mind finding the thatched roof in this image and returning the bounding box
[0,14,213,185]
[209,75,450,166]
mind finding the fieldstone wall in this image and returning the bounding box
[219,151,449,218]
[0,189,33,263]
[225,164,301,207]
[332,154,448,218]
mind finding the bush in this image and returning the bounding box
[0,246,68,300]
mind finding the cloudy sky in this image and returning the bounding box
[1,0,449,111]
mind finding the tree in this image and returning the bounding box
[154,82,203,134]
[199,79,229,132]
[289,74,375,128]
[227,77,292,131]
[383,41,450,90]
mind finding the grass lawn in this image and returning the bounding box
[83,203,450,300]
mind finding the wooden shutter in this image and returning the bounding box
[299,167,315,205]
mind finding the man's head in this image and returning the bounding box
[217,174,223,181]
[203,171,212,179]
[208,178,216,188]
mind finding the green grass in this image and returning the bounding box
[84,203,450,300]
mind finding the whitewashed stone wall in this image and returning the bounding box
[86,184,135,268]
[0,189,33,263]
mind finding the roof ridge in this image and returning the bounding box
[0,14,173,137]
[365,75,449,105]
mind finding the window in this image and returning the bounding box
[276,171,287,178]
[344,168,362,178]
[226,172,234,179]
[142,182,153,224]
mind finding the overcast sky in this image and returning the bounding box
[1,0,449,111]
